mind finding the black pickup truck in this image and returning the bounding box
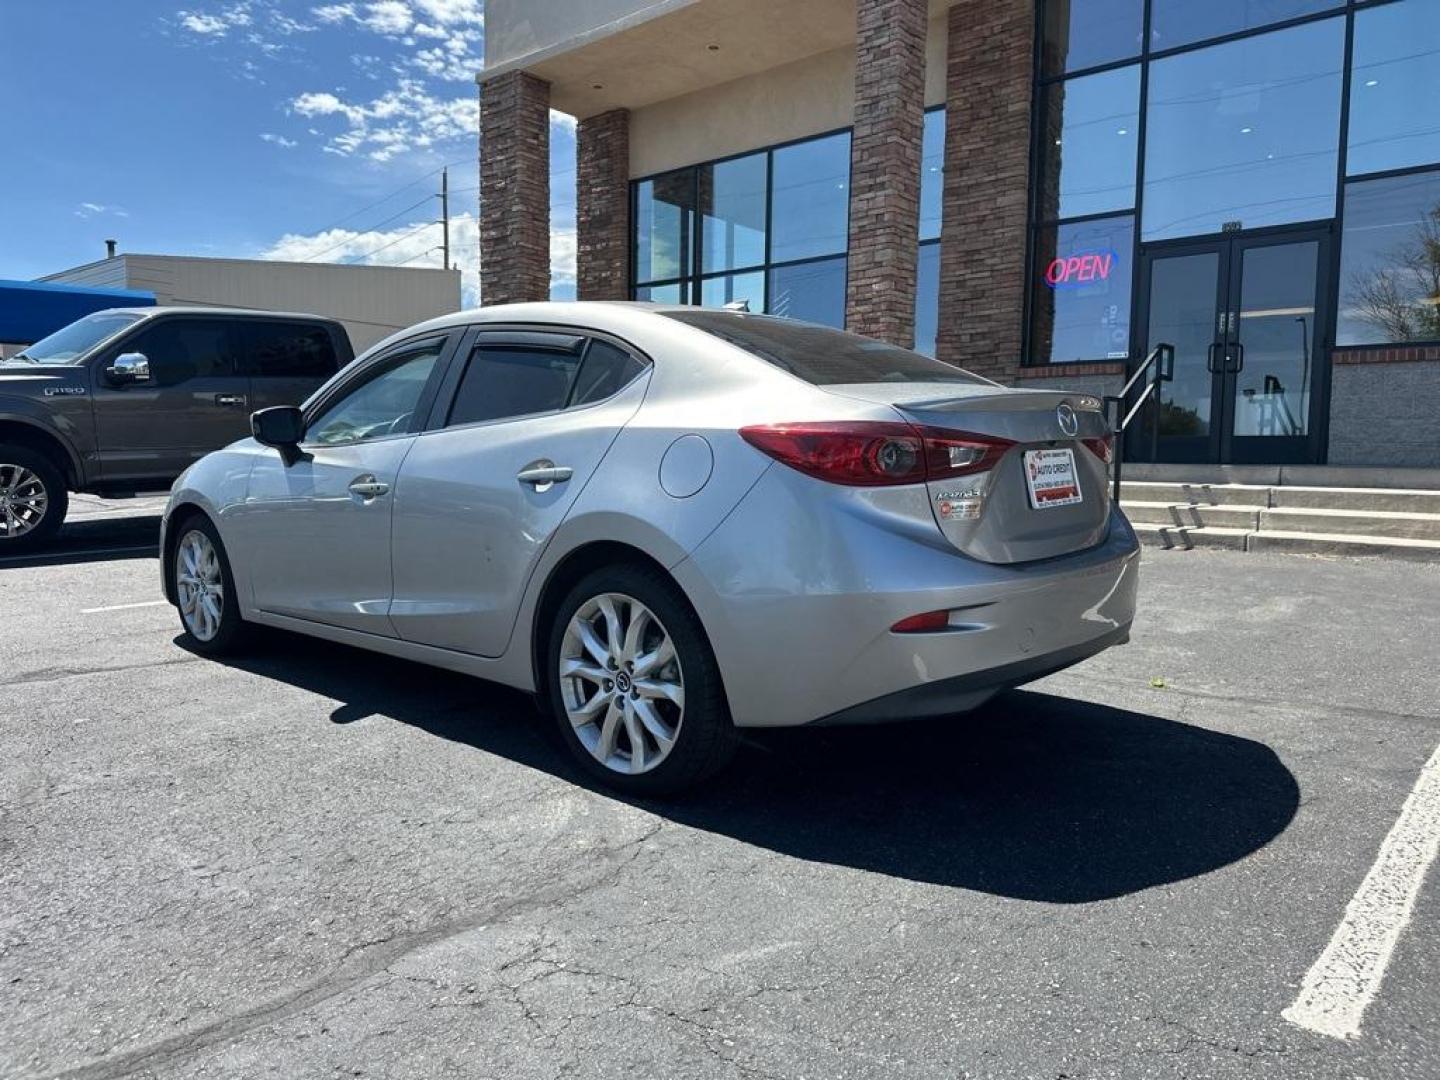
[0,307,353,552]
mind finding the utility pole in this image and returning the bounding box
[439,167,451,270]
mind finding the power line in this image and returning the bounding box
[343,220,438,264]
[301,194,438,263]
[294,159,468,250]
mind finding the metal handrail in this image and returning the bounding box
[1103,342,1174,504]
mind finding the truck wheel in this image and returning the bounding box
[0,445,68,555]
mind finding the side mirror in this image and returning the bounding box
[251,406,306,464]
[106,352,151,385]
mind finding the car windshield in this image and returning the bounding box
[6,311,143,364]
[662,310,991,386]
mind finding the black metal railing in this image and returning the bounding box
[1103,342,1174,504]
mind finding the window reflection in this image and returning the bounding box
[1142,18,1344,241]
[699,153,767,274]
[1150,0,1340,52]
[700,271,766,312]
[1347,0,1440,177]
[1041,0,1143,76]
[634,171,694,285]
[1338,171,1440,346]
[770,132,851,263]
[1037,64,1140,220]
[1030,215,1134,364]
[635,282,687,304]
[914,243,939,356]
[767,257,847,328]
[919,110,944,242]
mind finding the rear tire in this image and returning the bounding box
[0,444,67,555]
[169,515,249,656]
[547,564,738,796]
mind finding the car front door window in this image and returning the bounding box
[306,346,442,446]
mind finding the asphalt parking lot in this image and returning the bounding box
[2,505,1437,1079]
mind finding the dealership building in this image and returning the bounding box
[476,0,1440,468]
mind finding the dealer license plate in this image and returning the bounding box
[1023,448,1083,509]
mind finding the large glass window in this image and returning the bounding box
[699,152,767,273]
[1141,17,1345,241]
[1338,171,1440,346]
[1029,215,1136,364]
[1149,0,1341,52]
[1037,64,1140,220]
[770,132,851,264]
[1042,0,1144,75]
[700,271,765,312]
[1347,0,1440,178]
[634,170,694,286]
[914,243,940,357]
[919,109,944,241]
[768,257,846,328]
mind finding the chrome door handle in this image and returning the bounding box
[348,475,390,499]
[215,393,248,407]
[516,462,573,489]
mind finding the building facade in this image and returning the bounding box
[478,0,1440,467]
[45,253,461,353]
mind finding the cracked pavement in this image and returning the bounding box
[1,514,1437,1079]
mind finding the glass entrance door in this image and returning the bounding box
[1134,229,1331,464]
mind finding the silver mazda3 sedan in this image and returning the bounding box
[160,302,1140,794]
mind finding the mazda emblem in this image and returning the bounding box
[1056,402,1079,437]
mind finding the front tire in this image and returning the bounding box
[547,564,738,796]
[0,445,68,554]
[170,516,249,655]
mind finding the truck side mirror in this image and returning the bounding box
[106,352,151,385]
[251,406,306,465]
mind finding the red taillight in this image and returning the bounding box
[891,610,951,633]
[1082,435,1113,464]
[740,421,1013,487]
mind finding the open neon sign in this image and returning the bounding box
[1044,249,1119,289]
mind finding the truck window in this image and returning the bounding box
[120,319,241,386]
[243,322,339,379]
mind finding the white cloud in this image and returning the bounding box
[292,79,478,161]
[412,0,483,26]
[312,3,355,22]
[361,0,413,34]
[74,202,129,219]
[261,211,573,309]
[260,132,298,148]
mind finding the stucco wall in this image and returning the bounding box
[484,0,691,73]
[1328,361,1440,467]
[628,15,947,178]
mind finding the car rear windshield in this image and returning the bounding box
[662,311,990,386]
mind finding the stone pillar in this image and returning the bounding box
[576,109,631,301]
[480,70,551,305]
[935,0,1035,380]
[844,0,928,346]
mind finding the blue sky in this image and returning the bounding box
[0,0,576,304]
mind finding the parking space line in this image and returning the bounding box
[81,600,169,614]
[1283,740,1440,1041]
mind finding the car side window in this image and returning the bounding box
[242,321,339,379]
[305,342,443,446]
[446,345,582,427]
[118,319,240,387]
[569,340,648,407]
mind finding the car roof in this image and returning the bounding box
[99,305,338,323]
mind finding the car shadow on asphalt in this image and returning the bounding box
[0,515,160,570]
[182,629,1300,904]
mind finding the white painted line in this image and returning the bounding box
[1283,740,1440,1040]
[81,600,169,614]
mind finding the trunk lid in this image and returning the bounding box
[823,382,1113,563]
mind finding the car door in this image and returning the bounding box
[238,332,454,636]
[90,316,251,485]
[388,330,651,657]
[241,319,348,413]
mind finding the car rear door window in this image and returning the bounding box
[446,344,583,427]
[568,340,647,407]
[119,318,240,386]
[242,321,340,379]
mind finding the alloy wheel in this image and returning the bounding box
[0,463,49,540]
[559,592,685,775]
[176,529,225,642]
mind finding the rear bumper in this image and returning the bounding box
[672,468,1140,729]
[810,622,1131,724]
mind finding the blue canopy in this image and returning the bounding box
[0,278,156,345]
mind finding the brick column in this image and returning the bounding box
[480,70,551,305]
[576,109,631,301]
[844,0,928,346]
[935,0,1034,380]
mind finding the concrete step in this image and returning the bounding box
[1247,529,1440,563]
[1120,481,1272,507]
[1122,501,1261,529]
[1130,522,1251,551]
[1266,485,1440,513]
[1120,463,1440,489]
[1259,506,1440,541]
